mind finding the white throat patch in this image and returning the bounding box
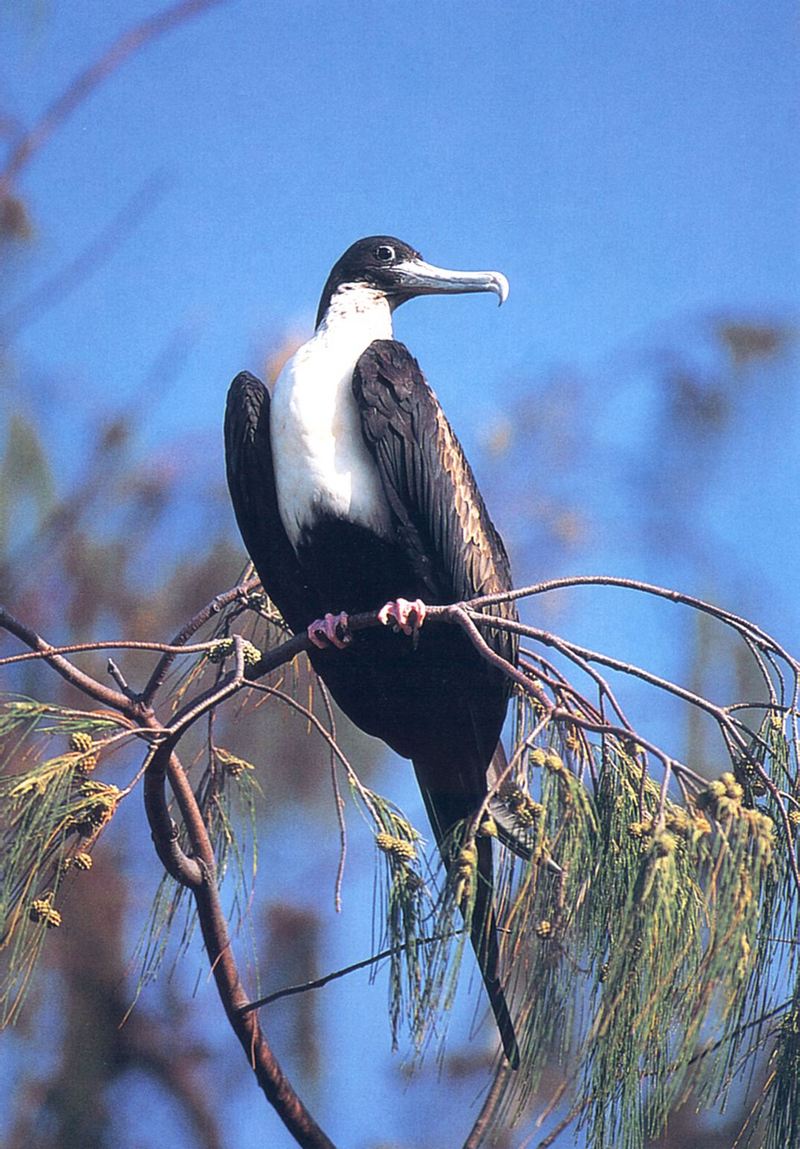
[270,285,395,551]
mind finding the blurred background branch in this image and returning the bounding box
[1,2,797,1147]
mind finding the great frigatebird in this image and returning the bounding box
[224,237,520,1064]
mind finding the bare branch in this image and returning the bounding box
[463,1060,516,1149]
[142,738,204,888]
[0,605,132,712]
[0,637,224,669]
[469,574,800,674]
[142,577,260,703]
[137,652,339,1149]
[1,0,232,191]
[193,875,338,1148]
[4,568,798,1149]
[0,598,337,1148]
[238,931,463,1014]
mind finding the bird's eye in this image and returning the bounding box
[374,244,395,263]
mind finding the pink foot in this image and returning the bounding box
[378,597,427,636]
[307,611,351,650]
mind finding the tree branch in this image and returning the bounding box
[4,569,798,1149]
[0,601,337,1149]
[0,605,131,711]
[1,0,232,191]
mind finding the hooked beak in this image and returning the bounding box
[390,257,509,306]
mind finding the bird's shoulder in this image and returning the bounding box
[351,338,425,436]
[226,370,270,444]
[352,340,515,607]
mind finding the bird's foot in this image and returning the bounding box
[307,612,351,650]
[378,597,427,638]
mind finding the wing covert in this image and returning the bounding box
[352,340,518,662]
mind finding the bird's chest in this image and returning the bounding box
[270,329,392,552]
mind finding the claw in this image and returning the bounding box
[378,597,427,637]
[307,611,351,650]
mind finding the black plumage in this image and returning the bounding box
[224,238,519,1063]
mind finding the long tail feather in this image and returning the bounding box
[473,835,520,1067]
[415,760,519,1067]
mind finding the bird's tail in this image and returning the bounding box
[415,767,520,1068]
[472,834,520,1068]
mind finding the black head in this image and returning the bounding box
[315,235,509,328]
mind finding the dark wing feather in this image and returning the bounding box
[353,339,518,664]
[353,340,520,1066]
[224,372,321,633]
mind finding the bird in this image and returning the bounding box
[224,236,520,1065]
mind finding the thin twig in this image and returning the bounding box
[238,931,463,1014]
[0,636,238,669]
[0,606,131,712]
[1,0,231,190]
[469,575,800,674]
[142,577,259,703]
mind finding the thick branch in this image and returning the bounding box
[193,872,338,1149]
[142,735,204,888]
[0,602,337,1149]
[4,571,798,1149]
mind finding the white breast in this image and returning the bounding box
[270,285,394,552]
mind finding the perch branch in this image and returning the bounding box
[0,602,338,1149]
[4,569,799,1149]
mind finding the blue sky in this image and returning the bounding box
[4,1,797,448]
[2,3,799,1147]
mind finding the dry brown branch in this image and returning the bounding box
[0,605,131,712]
[2,569,798,1149]
[463,1059,517,1149]
[142,576,261,701]
[238,930,463,1014]
[0,600,337,1149]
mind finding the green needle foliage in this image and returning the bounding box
[2,580,799,1149]
[370,653,798,1148]
[765,973,800,1149]
[476,690,794,1147]
[132,739,263,999]
[372,814,429,1048]
[0,698,125,1022]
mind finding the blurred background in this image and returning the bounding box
[1,3,797,1147]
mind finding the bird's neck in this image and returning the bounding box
[316,284,394,352]
[270,283,394,551]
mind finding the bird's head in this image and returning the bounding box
[315,236,509,328]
